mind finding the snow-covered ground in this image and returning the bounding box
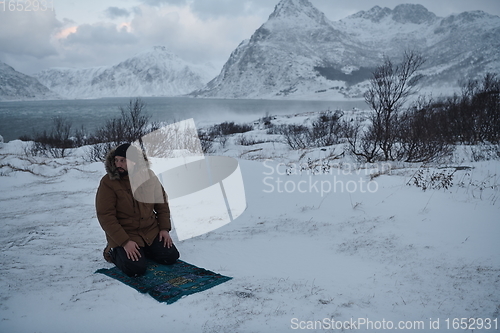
[0,112,499,333]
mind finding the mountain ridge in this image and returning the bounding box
[33,46,217,99]
[193,0,500,100]
[350,4,438,24]
[2,1,499,101]
[0,62,59,101]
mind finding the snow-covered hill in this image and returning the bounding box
[0,62,59,101]
[34,46,218,99]
[193,0,500,100]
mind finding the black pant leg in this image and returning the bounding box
[144,235,180,265]
[111,246,147,277]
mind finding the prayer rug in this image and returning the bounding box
[95,260,232,304]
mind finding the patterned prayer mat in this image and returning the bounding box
[95,260,232,304]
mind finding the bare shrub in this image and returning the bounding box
[410,168,454,191]
[197,130,215,154]
[267,123,286,135]
[208,122,253,137]
[235,135,267,146]
[260,113,273,128]
[362,50,425,161]
[278,110,344,150]
[90,98,150,145]
[281,124,310,149]
[441,73,500,145]
[27,116,75,158]
[120,98,151,144]
[309,110,343,147]
[342,120,383,163]
[218,135,229,149]
[397,97,454,162]
[84,143,110,163]
[87,98,152,161]
[470,143,500,161]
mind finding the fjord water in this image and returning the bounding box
[0,97,367,142]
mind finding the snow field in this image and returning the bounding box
[0,112,499,332]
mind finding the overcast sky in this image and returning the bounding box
[1,0,499,75]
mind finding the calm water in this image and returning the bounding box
[0,97,367,142]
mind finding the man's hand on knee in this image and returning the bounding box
[123,240,141,261]
[158,230,173,248]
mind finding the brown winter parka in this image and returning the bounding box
[95,147,171,248]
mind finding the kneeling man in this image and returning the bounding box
[96,143,179,277]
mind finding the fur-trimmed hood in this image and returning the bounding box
[105,147,121,180]
[104,145,150,181]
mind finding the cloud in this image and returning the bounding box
[54,26,79,40]
[34,18,144,71]
[0,10,60,58]
[189,0,273,19]
[128,4,263,65]
[0,0,273,73]
[104,7,131,19]
[139,0,187,6]
[64,23,138,46]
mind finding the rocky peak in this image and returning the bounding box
[0,61,18,74]
[133,46,177,61]
[392,4,437,24]
[349,5,392,22]
[152,45,168,52]
[455,10,494,23]
[348,3,437,24]
[268,0,327,23]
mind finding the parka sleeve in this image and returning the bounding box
[153,175,171,232]
[95,178,130,247]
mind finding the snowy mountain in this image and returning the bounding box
[34,46,218,99]
[192,0,373,99]
[193,0,500,99]
[336,4,500,94]
[0,62,59,101]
